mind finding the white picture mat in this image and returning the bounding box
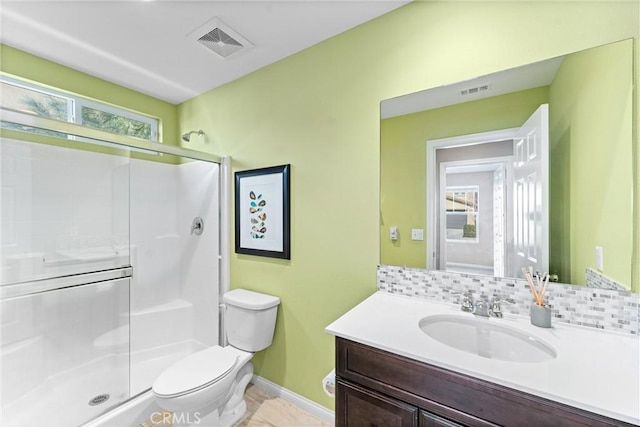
[238,172,284,252]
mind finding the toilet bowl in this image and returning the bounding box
[153,346,251,412]
[151,289,280,427]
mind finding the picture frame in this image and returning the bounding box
[234,164,291,259]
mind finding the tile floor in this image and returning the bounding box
[141,383,332,427]
[237,384,332,427]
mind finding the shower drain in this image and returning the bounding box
[88,394,110,406]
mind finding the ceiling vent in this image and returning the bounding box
[460,84,491,96]
[188,17,254,59]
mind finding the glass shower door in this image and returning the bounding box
[2,108,223,425]
[0,138,130,284]
[0,276,130,427]
[1,135,132,427]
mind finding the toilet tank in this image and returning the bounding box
[222,289,280,352]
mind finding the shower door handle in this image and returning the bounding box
[0,267,133,299]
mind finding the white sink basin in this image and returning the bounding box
[418,314,557,363]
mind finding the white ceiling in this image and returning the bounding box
[0,0,409,104]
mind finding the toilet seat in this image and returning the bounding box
[153,346,239,398]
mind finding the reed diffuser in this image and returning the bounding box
[522,267,551,328]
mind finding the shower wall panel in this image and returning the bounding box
[177,160,220,348]
[128,158,220,395]
[129,158,181,310]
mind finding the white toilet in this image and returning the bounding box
[152,289,280,427]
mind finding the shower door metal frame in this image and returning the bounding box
[1,267,133,299]
[0,107,221,163]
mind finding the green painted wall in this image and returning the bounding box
[380,87,549,268]
[548,39,633,288]
[0,44,179,144]
[178,1,639,409]
[2,0,637,413]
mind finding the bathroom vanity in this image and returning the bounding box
[326,292,640,427]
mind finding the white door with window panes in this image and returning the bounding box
[511,104,549,277]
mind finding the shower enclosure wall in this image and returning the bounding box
[0,111,224,426]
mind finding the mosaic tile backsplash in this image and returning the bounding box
[585,268,627,291]
[378,264,639,335]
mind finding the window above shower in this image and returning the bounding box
[0,75,159,141]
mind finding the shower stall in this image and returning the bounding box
[0,109,229,426]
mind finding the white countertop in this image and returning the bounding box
[325,291,640,425]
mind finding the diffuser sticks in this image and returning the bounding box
[522,267,549,306]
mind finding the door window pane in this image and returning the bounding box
[446,187,479,241]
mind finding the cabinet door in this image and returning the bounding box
[420,411,464,427]
[337,380,418,427]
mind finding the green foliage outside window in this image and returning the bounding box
[463,224,477,238]
[22,96,68,121]
[1,95,68,138]
[1,78,156,141]
[82,106,152,139]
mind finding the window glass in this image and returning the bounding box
[445,187,479,241]
[1,77,158,142]
[1,81,71,121]
[81,106,152,140]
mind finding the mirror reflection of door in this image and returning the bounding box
[512,104,549,277]
[429,104,548,278]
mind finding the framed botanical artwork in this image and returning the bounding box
[234,164,291,259]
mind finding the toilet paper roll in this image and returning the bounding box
[322,369,335,398]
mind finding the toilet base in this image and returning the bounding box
[165,361,254,427]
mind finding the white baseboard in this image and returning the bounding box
[250,375,335,424]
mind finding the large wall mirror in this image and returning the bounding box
[380,38,635,292]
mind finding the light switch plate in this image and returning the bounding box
[595,246,604,271]
[411,229,424,241]
[390,226,398,241]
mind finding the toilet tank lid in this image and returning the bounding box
[223,289,280,310]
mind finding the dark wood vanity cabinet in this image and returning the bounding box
[338,380,419,427]
[335,337,634,427]
[337,378,465,427]
[420,411,466,427]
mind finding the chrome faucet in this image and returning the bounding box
[458,291,474,313]
[489,296,503,318]
[458,291,509,318]
[488,295,516,318]
[472,297,491,317]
